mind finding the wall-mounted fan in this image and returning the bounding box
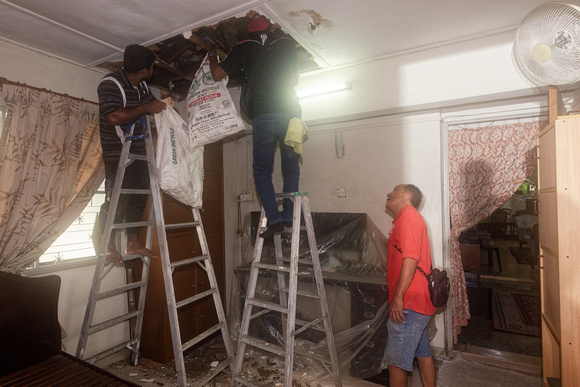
[513,2,580,87]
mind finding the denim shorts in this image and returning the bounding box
[384,309,433,372]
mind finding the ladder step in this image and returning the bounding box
[253,262,290,273]
[278,257,313,265]
[240,334,285,357]
[182,322,225,352]
[87,310,143,335]
[120,188,151,195]
[95,280,147,300]
[84,338,140,364]
[247,298,289,314]
[164,221,201,230]
[280,287,319,299]
[195,358,233,386]
[170,255,209,269]
[128,154,148,162]
[176,288,218,309]
[111,220,154,230]
[275,192,307,198]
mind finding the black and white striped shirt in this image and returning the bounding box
[98,69,154,162]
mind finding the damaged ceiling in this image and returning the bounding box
[4,0,580,100]
[97,11,319,99]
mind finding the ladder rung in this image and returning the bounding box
[247,298,289,314]
[280,287,319,299]
[120,188,151,195]
[293,316,326,336]
[128,154,147,162]
[164,221,201,230]
[84,338,140,364]
[240,334,285,357]
[278,257,313,265]
[95,280,147,300]
[274,192,307,198]
[195,358,233,386]
[111,220,153,230]
[176,288,217,309]
[87,310,143,335]
[182,322,225,352]
[170,255,209,269]
[253,262,290,273]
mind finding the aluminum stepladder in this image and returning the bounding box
[76,115,234,387]
[231,192,341,387]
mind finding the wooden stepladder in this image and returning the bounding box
[231,192,341,387]
[76,116,234,387]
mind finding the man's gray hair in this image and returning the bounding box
[404,184,423,209]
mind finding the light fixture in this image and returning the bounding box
[297,82,350,99]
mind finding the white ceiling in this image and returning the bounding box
[2,0,580,74]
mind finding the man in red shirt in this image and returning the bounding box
[384,184,436,387]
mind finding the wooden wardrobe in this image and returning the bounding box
[537,87,580,387]
[139,141,225,363]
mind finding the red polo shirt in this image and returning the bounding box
[387,206,436,316]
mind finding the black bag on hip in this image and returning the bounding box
[417,266,450,308]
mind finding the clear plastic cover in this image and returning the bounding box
[229,212,389,382]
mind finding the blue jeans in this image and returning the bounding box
[384,309,433,372]
[252,113,300,225]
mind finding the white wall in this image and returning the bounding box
[0,40,104,101]
[296,31,531,123]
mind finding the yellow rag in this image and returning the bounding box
[284,118,308,155]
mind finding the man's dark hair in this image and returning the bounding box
[123,44,156,74]
[404,184,423,209]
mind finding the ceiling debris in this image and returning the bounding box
[98,11,319,100]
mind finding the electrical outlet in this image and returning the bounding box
[238,193,253,202]
[336,187,346,198]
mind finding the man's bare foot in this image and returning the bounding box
[106,242,124,266]
[126,234,158,259]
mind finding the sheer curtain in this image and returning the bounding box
[448,120,541,342]
[0,82,104,273]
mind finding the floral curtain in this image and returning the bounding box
[0,82,104,273]
[448,120,541,342]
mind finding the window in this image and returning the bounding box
[37,181,106,264]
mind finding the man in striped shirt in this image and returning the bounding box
[98,44,166,265]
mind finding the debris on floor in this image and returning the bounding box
[103,336,319,386]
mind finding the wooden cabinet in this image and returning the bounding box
[538,88,580,387]
[139,141,225,363]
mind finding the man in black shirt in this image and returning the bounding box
[98,44,166,265]
[209,15,302,238]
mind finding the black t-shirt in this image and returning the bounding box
[219,37,301,118]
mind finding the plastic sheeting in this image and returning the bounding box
[229,212,389,382]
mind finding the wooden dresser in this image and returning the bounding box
[537,87,580,387]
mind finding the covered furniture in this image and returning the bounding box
[232,212,389,382]
[0,271,138,386]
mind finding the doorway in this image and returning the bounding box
[456,169,541,357]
